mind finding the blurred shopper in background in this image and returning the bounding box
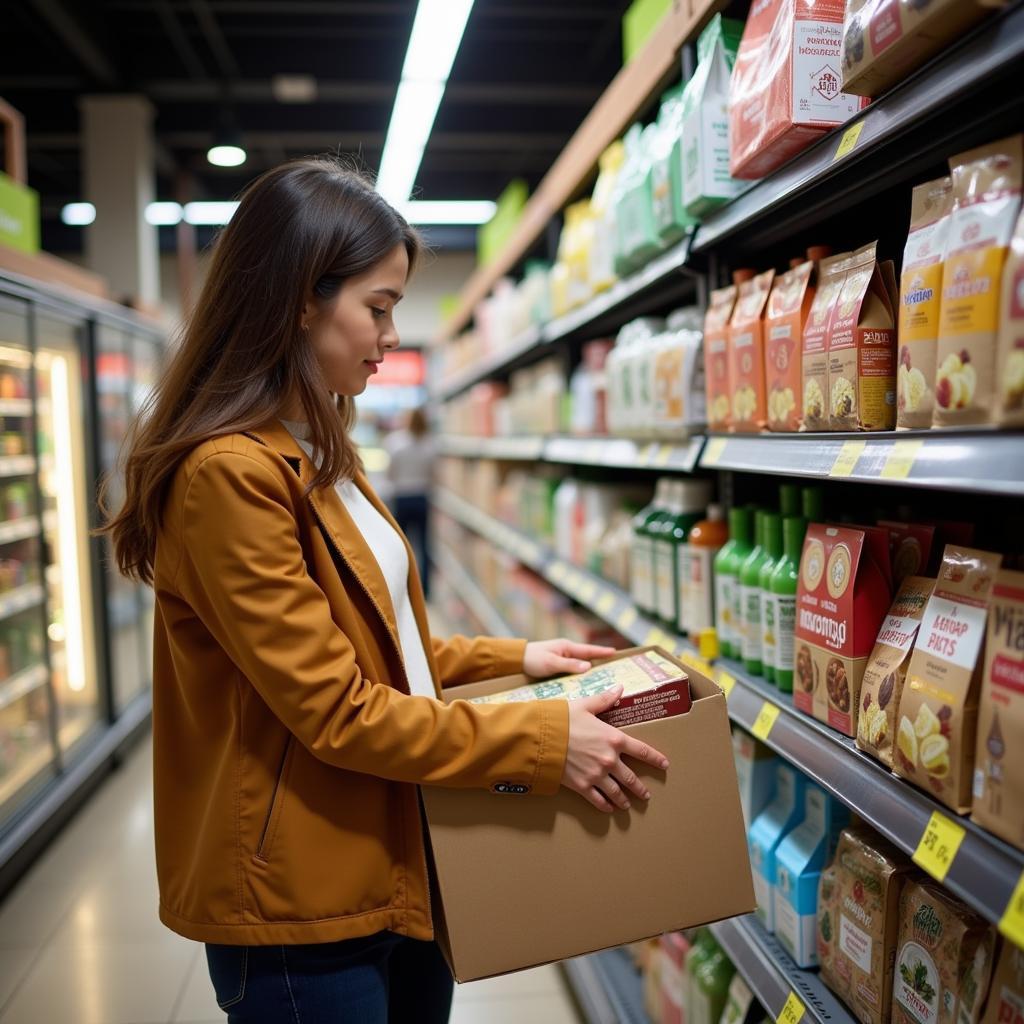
[386,406,436,597]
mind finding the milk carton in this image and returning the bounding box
[732,727,777,830]
[749,764,806,933]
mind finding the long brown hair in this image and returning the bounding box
[101,157,422,584]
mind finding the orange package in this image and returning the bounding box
[802,252,852,431]
[728,269,775,432]
[705,283,740,431]
[729,0,867,180]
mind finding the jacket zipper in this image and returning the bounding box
[255,736,291,861]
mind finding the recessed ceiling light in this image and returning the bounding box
[183,201,240,225]
[207,144,247,167]
[272,74,317,104]
[145,202,184,225]
[60,203,96,226]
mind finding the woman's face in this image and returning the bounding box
[305,243,409,396]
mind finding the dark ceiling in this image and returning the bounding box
[1,0,630,251]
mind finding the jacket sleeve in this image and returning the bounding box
[431,634,527,690]
[172,451,568,795]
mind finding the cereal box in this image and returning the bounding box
[728,269,775,431]
[705,285,739,430]
[802,252,852,431]
[766,259,815,431]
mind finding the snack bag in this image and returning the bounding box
[828,241,897,431]
[816,862,842,998]
[766,260,815,431]
[857,576,934,769]
[877,521,936,589]
[972,569,1024,852]
[729,0,865,180]
[934,135,1024,426]
[895,546,1003,813]
[728,269,775,432]
[995,206,1024,424]
[705,285,738,431]
[898,177,954,429]
[802,253,851,431]
[981,941,1024,1024]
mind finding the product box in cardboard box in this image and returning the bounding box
[995,206,1024,425]
[803,252,853,430]
[972,568,1024,852]
[766,259,815,432]
[705,285,738,430]
[421,648,754,982]
[981,940,1024,1024]
[729,0,866,180]
[841,0,1004,99]
[895,546,1003,814]
[728,269,775,431]
[794,523,892,736]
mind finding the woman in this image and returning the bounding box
[102,158,669,1024]
[385,406,435,597]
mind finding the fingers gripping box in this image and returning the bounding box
[421,649,754,982]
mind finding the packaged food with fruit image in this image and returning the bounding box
[994,205,1024,426]
[934,134,1023,427]
[794,523,892,735]
[802,252,853,431]
[816,861,841,996]
[894,546,1003,813]
[980,940,1024,1024]
[857,576,934,769]
[877,521,936,589]
[705,284,738,431]
[897,177,954,429]
[728,268,775,433]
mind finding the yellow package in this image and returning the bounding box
[589,141,625,295]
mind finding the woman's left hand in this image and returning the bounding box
[523,639,618,679]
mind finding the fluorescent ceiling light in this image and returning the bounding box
[145,202,184,225]
[402,0,475,81]
[400,200,496,225]
[272,74,317,103]
[184,201,239,225]
[207,143,247,167]
[61,202,95,226]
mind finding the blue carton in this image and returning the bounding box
[748,764,806,933]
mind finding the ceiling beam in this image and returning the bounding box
[189,0,242,80]
[156,0,210,80]
[29,0,118,85]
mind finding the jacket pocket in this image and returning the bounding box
[254,736,294,863]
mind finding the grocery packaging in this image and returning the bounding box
[841,0,1004,99]
[740,510,770,676]
[729,269,775,432]
[893,880,996,1024]
[653,480,711,628]
[720,972,758,1024]
[803,253,852,431]
[650,85,693,248]
[766,259,815,432]
[715,506,753,660]
[684,930,717,1020]
[680,13,744,218]
[550,200,591,317]
[643,936,665,1024]
[679,503,727,637]
[896,546,1003,813]
[589,141,625,295]
[632,479,670,614]
[794,524,892,736]
[774,786,849,968]
[733,727,777,830]
[569,339,614,436]
[935,135,1024,426]
[749,764,807,933]
[877,521,936,590]
[981,940,1024,1024]
[705,284,739,431]
[857,576,935,770]
[972,568,1024,851]
[897,178,954,429]
[759,513,784,684]
[769,516,808,694]
[689,930,735,1024]
[828,241,897,431]
[995,206,1024,424]
[615,123,661,276]
[652,307,705,438]
[659,930,690,1024]
[729,0,865,180]
[421,650,754,981]
[823,827,915,1024]
[817,862,840,990]
[607,317,665,437]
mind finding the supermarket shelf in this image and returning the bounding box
[440,434,546,462]
[0,455,35,479]
[0,516,40,545]
[0,664,49,713]
[0,399,31,417]
[699,430,1024,496]
[709,915,854,1024]
[430,543,514,638]
[0,583,44,622]
[436,325,542,402]
[562,948,651,1024]
[691,2,1024,254]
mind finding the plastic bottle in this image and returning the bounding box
[713,507,752,660]
[554,479,581,562]
[770,516,808,694]
[683,929,717,1021]
[569,339,614,436]
[631,480,669,614]
[653,480,712,628]
[740,510,770,676]
[679,503,728,636]
[780,483,800,519]
[691,936,736,1024]
[758,513,783,685]
[802,485,824,523]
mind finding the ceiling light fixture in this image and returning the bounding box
[145,202,184,225]
[400,200,496,225]
[60,202,96,226]
[376,0,475,206]
[184,201,240,225]
[272,74,317,104]
[207,108,247,167]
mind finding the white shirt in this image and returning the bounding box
[282,421,437,699]
[385,430,436,497]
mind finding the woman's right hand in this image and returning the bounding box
[561,686,671,813]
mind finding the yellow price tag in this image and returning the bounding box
[717,670,737,697]
[999,871,1024,949]
[751,701,781,741]
[644,627,663,647]
[596,591,616,616]
[654,444,674,467]
[703,437,728,467]
[550,562,568,583]
[638,443,656,465]
[579,579,598,603]
[617,607,638,631]
[829,440,866,477]
[777,991,805,1024]
[912,811,966,882]
[881,439,924,480]
[833,120,865,161]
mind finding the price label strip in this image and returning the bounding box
[654,444,674,467]
[777,991,805,1024]
[751,701,781,741]
[833,120,865,162]
[999,870,1024,949]
[579,579,598,603]
[829,439,866,478]
[703,437,728,467]
[617,607,638,632]
[881,439,924,480]
[716,669,737,698]
[912,811,966,883]
[596,591,616,617]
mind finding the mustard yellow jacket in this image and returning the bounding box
[152,420,571,945]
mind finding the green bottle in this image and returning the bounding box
[759,513,783,685]
[653,480,711,629]
[780,483,800,519]
[802,485,824,523]
[713,507,752,660]
[692,938,736,1024]
[740,510,770,676]
[770,516,808,694]
[631,479,670,615]
[684,929,717,1020]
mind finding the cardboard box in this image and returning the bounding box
[422,648,754,982]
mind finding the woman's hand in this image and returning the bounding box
[562,686,671,813]
[523,639,617,679]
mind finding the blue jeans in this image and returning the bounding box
[392,494,431,598]
[205,931,454,1023]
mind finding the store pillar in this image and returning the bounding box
[79,95,160,306]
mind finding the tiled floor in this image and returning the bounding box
[0,602,582,1022]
